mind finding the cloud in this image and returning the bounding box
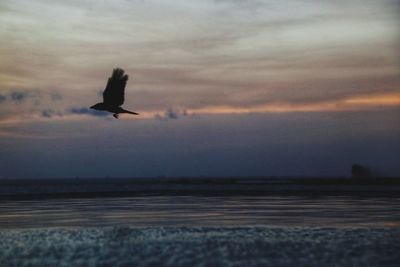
[69,107,110,117]
[41,109,63,118]
[155,108,189,120]
[0,0,398,123]
[0,90,64,106]
[165,108,179,119]
[0,90,37,104]
[50,91,63,101]
[10,91,29,102]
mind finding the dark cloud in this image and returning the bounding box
[10,91,27,102]
[155,108,189,120]
[50,91,63,101]
[40,107,105,119]
[0,90,40,104]
[69,107,110,117]
[0,90,64,110]
[41,109,63,118]
[165,108,179,119]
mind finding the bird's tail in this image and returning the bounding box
[122,109,139,115]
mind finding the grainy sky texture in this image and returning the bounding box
[0,0,399,178]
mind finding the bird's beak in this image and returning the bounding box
[89,105,95,109]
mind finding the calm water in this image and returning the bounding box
[0,195,399,229]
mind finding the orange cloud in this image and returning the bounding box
[344,92,400,106]
[188,92,400,115]
[0,92,399,128]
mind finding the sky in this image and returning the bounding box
[0,0,399,178]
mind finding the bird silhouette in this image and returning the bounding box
[90,68,139,119]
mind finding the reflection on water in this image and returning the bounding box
[0,195,399,229]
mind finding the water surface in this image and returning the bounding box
[0,195,399,229]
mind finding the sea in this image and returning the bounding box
[0,195,399,229]
[1,182,400,266]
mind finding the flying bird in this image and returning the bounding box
[90,68,139,119]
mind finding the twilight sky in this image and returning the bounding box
[0,0,399,178]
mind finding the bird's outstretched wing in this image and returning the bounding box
[103,68,128,107]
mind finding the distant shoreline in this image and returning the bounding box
[1,177,400,200]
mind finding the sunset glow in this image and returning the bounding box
[0,0,399,177]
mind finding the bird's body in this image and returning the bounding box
[90,68,139,118]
